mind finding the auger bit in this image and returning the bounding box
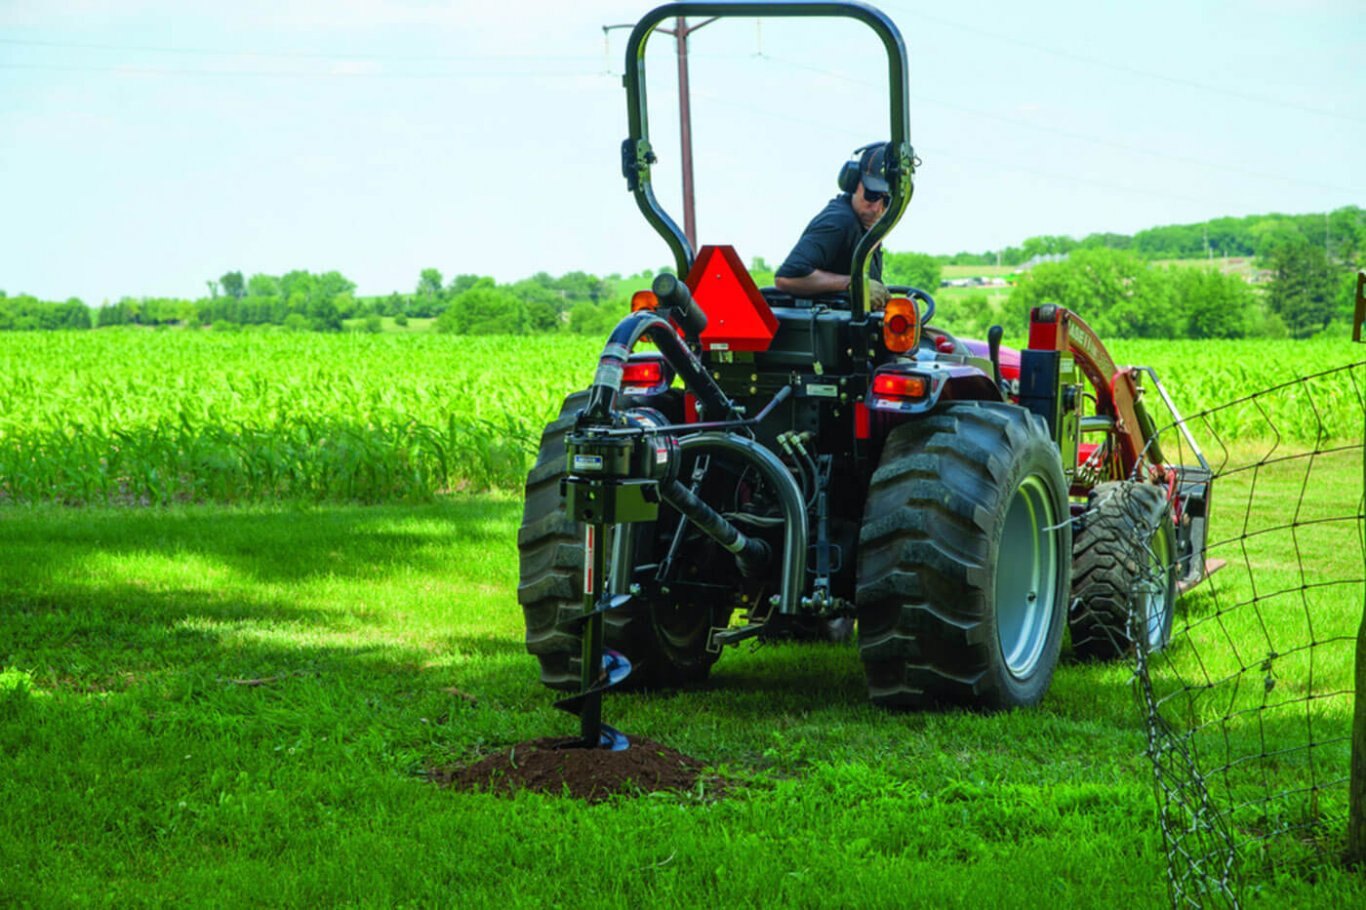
[554,420,667,751]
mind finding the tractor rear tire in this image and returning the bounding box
[1070,481,1177,660]
[516,391,722,691]
[856,402,1071,710]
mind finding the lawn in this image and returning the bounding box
[2,455,1362,907]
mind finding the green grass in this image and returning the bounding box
[2,451,1363,907]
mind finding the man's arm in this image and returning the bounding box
[774,269,849,297]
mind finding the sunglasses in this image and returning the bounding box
[862,187,888,205]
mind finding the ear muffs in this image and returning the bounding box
[836,143,882,194]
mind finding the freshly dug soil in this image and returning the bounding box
[432,736,715,803]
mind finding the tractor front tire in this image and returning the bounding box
[856,402,1071,710]
[516,391,722,691]
[1070,481,1177,660]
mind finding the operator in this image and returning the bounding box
[774,141,892,310]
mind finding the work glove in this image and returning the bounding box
[868,279,890,311]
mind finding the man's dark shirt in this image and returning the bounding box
[776,193,883,284]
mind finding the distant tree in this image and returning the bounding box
[417,268,444,299]
[1010,249,1182,338]
[1266,240,1337,338]
[1329,205,1366,266]
[220,271,246,300]
[568,301,618,335]
[247,273,280,297]
[311,298,343,332]
[1019,234,1077,260]
[999,246,1025,267]
[1337,270,1362,325]
[509,278,564,332]
[333,292,359,319]
[315,270,356,303]
[1251,220,1308,261]
[362,314,383,333]
[447,273,481,297]
[938,292,992,337]
[279,270,315,302]
[1167,267,1253,339]
[436,279,529,334]
[1078,232,1132,252]
[882,251,942,291]
[238,295,273,325]
[554,270,606,304]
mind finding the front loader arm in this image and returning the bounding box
[1027,303,1164,479]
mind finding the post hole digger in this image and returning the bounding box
[518,1,1219,751]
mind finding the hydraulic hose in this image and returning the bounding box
[582,310,735,425]
[659,478,770,578]
[678,432,807,615]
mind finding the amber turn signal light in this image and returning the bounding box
[631,290,659,312]
[882,297,920,353]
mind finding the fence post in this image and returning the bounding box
[1350,270,1366,865]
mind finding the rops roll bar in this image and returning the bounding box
[621,1,913,322]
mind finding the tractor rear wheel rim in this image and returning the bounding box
[995,475,1059,679]
[1144,524,1172,649]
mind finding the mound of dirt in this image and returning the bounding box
[432,736,715,803]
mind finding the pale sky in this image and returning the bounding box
[2,0,1363,303]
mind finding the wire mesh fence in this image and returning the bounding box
[1128,362,1366,908]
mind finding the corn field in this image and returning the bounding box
[1,330,1361,505]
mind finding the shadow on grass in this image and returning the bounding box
[0,495,1153,778]
[0,498,525,695]
[0,496,519,586]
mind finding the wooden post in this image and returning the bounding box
[1353,600,1366,863]
[1351,276,1366,864]
[1352,271,1364,343]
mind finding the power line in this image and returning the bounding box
[0,61,612,81]
[883,2,1366,126]
[0,36,598,63]
[696,90,1264,212]
[736,53,1364,198]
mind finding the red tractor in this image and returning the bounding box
[516,1,1214,748]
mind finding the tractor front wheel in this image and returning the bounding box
[855,402,1071,710]
[1070,481,1177,660]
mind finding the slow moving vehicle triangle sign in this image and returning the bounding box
[684,245,779,353]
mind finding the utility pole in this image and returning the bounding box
[603,16,718,251]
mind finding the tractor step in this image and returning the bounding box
[708,622,765,652]
[1177,558,1227,595]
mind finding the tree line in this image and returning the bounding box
[941,206,1365,267]
[996,244,1357,340]
[1,209,1359,339]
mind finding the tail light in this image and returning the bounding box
[871,372,928,400]
[621,356,672,396]
[882,297,920,353]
